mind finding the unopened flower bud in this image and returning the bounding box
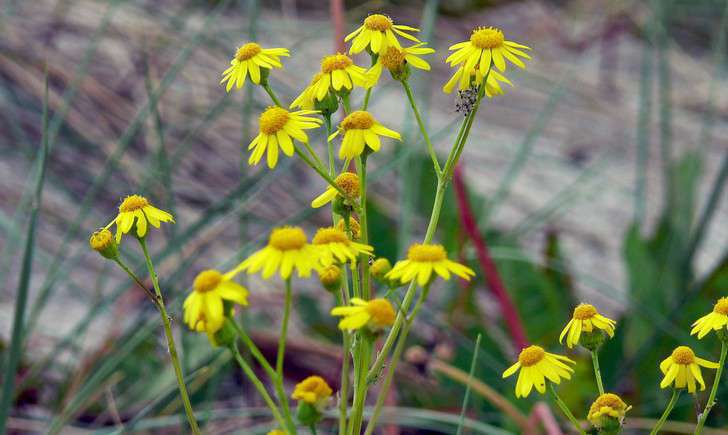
[370,258,392,281]
[89,229,118,260]
[319,265,342,293]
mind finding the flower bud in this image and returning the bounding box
[89,229,118,260]
[336,217,361,240]
[213,319,238,348]
[314,91,339,117]
[370,258,392,280]
[579,329,606,351]
[588,393,631,434]
[318,265,342,293]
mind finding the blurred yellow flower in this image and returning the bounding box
[559,303,616,349]
[318,265,342,292]
[446,27,531,77]
[386,243,474,286]
[502,345,575,398]
[290,73,324,110]
[291,375,333,405]
[659,346,718,393]
[312,227,373,266]
[294,54,370,105]
[368,43,435,84]
[106,194,174,243]
[329,111,401,159]
[220,43,289,92]
[89,228,118,259]
[267,430,284,435]
[442,64,512,95]
[311,172,360,208]
[346,14,420,54]
[330,298,395,331]
[183,269,248,340]
[248,107,322,169]
[587,393,631,427]
[691,297,728,339]
[235,226,320,280]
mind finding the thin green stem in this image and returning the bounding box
[591,350,605,395]
[324,114,335,177]
[548,384,585,435]
[302,140,326,170]
[309,425,318,435]
[341,94,351,114]
[401,79,441,175]
[294,146,355,206]
[348,337,371,435]
[356,156,370,299]
[651,388,680,435]
[338,332,351,435]
[112,257,159,308]
[138,239,200,435]
[362,88,372,110]
[228,320,277,382]
[263,83,283,107]
[276,278,296,433]
[695,341,727,434]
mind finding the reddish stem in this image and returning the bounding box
[329,0,346,53]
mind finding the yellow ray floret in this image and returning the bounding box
[345,14,420,54]
[311,172,360,208]
[691,296,728,339]
[312,227,374,266]
[248,107,322,169]
[368,43,435,85]
[446,26,531,78]
[220,42,289,92]
[386,243,475,286]
[106,194,174,243]
[330,298,396,331]
[292,54,371,108]
[329,111,401,159]
[587,393,631,427]
[659,346,719,393]
[183,269,248,343]
[291,375,333,406]
[559,303,616,348]
[442,64,512,95]
[502,345,575,398]
[234,226,321,280]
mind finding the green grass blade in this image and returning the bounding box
[456,333,482,435]
[634,3,654,226]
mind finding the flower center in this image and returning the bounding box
[407,244,447,262]
[89,229,114,251]
[312,227,350,245]
[334,172,361,197]
[364,14,393,31]
[518,345,545,367]
[193,270,223,293]
[259,106,290,135]
[592,393,627,411]
[380,47,406,70]
[573,303,597,320]
[714,297,728,315]
[470,27,505,49]
[367,298,395,327]
[294,376,332,403]
[119,194,149,212]
[671,346,696,365]
[269,227,307,251]
[341,111,375,130]
[321,53,353,73]
[235,42,262,61]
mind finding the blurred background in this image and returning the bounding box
[1,0,727,433]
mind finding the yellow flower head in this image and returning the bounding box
[559,303,616,349]
[587,393,631,427]
[336,216,361,240]
[267,430,285,435]
[311,172,360,209]
[329,111,401,159]
[502,345,575,398]
[312,227,374,266]
[370,258,392,279]
[89,228,118,259]
[386,243,475,286]
[318,265,343,292]
[659,345,719,393]
[691,297,728,339]
[293,54,371,106]
[330,297,396,331]
[446,26,531,78]
[249,106,322,169]
[290,73,325,110]
[345,14,420,54]
[106,194,174,243]
[442,63,513,95]
[183,269,249,341]
[368,43,435,84]
[236,226,320,280]
[220,42,289,92]
[291,375,333,406]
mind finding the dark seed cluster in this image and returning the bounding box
[455,87,478,116]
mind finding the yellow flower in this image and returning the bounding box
[345,14,420,54]
[691,297,728,339]
[318,265,342,292]
[290,73,324,110]
[559,303,616,349]
[106,194,174,243]
[312,227,374,266]
[311,172,360,208]
[89,228,118,259]
[291,375,333,405]
[248,107,322,169]
[659,346,719,393]
[368,43,435,84]
[220,43,289,92]
[183,269,249,340]
[502,345,575,398]
[336,216,361,240]
[235,226,320,280]
[329,111,401,160]
[587,393,631,427]
[267,430,284,435]
[330,298,396,331]
[386,243,475,286]
[442,64,512,95]
[446,27,531,77]
[292,54,370,106]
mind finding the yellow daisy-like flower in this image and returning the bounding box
[183,269,249,340]
[330,298,396,331]
[345,14,420,54]
[329,111,401,160]
[446,26,531,77]
[312,227,374,266]
[368,43,435,84]
[220,42,289,92]
[386,243,475,286]
[311,172,360,208]
[293,54,370,106]
[691,297,728,339]
[106,194,175,243]
[290,72,324,110]
[248,106,322,169]
[236,226,320,280]
[559,303,616,349]
[442,64,512,95]
[291,375,333,406]
[502,345,575,398]
[587,393,631,427]
[659,346,719,393]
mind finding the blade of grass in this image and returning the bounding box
[456,333,481,435]
[634,3,654,225]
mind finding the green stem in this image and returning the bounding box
[294,146,355,207]
[695,341,727,434]
[549,384,585,435]
[309,425,318,435]
[138,239,200,435]
[355,156,370,299]
[651,388,680,435]
[348,337,372,435]
[302,140,326,170]
[341,94,351,114]
[401,79,441,175]
[324,114,335,177]
[362,88,372,110]
[276,278,296,433]
[263,83,283,107]
[591,350,605,395]
[338,332,351,435]
[112,257,159,308]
